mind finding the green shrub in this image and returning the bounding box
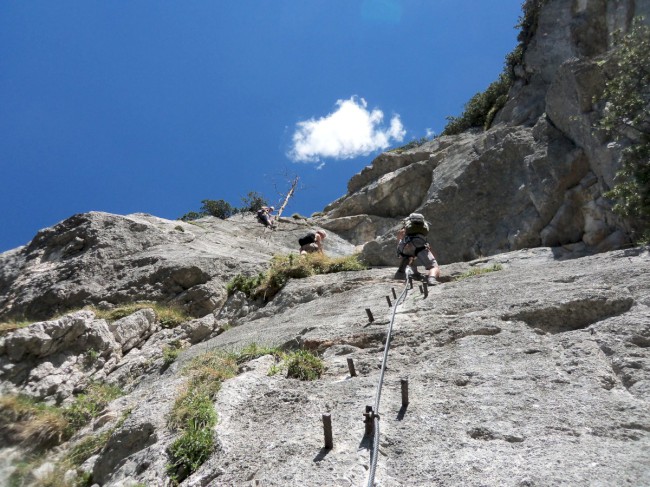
[227,253,367,301]
[240,191,268,212]
[201,199,237,219]
[90,302,190,328]
[225,273,265,297]
[179,211,203,222]
[63,383,123,434]
[597,19,650,242]
[167,425,214,484]
[442,73,512,135]
[179,191,269,222]
[168,350,239,431]
[284,350,325,381]
[167,350,239,484]
[174,225,185,232]
[163,340,184,366]
[517,0,549,45]
[265,348,324,380]
[389,136,431,153]
[442,0,550,136]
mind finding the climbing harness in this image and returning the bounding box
[366,268,413,487]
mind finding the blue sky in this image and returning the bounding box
[0,0,523,252]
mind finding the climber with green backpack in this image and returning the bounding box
[394,213,440,285]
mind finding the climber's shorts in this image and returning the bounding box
[300,243,320,254]
[415,248,437,270]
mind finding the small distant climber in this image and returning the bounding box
[257,206,276,228]
[394,213,440,286]
[299,230,327,255]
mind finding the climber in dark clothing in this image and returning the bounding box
[299,230,326,254]
[257,206,276,228]
[394,213,440,285]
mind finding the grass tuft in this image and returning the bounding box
[63,383,123,434]
[0,319,32,335]
[454,263,503,281]
[0,395,69,450]
[165,343,284,484]
[2,384,125,487]
[162,340,185,366]
[227,253,367,301]
[90,302,190,328]
[166,350,239,484]
[234,343,282,365]
[284,350,325,381]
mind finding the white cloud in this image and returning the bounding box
[288,96,406,163]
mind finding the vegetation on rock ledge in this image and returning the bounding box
[442,0,549,136]
[167,343,321,484]
[179,191,268,221]
[227,253,368,301]
[1,383,125,487]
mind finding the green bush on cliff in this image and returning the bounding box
[226,253,367,301]
[179,191,269,221]
[390,136,431,153]
[597,18,650,242]
[166,344,285,484]
[442,0,549,136]
[284,350,325,380]
[442,72,512,135]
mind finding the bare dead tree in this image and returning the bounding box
[275,175,299,220]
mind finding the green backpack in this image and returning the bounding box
[398,213,430,257]
[404,213,429,236]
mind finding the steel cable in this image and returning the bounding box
[366,268,413,487]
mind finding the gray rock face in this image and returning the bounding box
[2,241,649,486]
[67,246,649,487]
[0,211,355,321]
[0,307,218,403]
[1,310,115,362]
[108,309,157,353]
[320,0,649,265]
[0,310,119,401]
[360,122,610,265]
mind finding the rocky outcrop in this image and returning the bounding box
[0,211,355,321]
[0,308,222,403]
[318,0,649,264]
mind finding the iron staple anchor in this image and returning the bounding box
[364,405,379,435]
